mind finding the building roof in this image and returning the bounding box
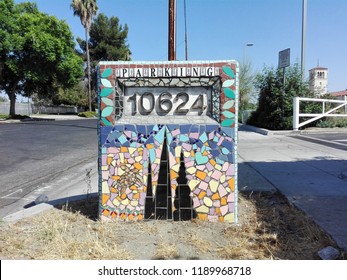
[329,90,347,97]
[309,67,328,71]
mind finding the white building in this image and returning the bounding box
[309,67,328,96]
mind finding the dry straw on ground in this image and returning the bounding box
[0,192,345,260]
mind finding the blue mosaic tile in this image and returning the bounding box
[207,141,217,149]
[149,149,156,164]
[114,125,125,131]
[227,154,234,162]
[216,158,225,165]
[179,134,189,142]
[105,131,121,143]
[195,152,209,165]
[222,140,233,151]
[137,125,147,135]
[210,150,220,158]
[147,125,154,134]
[206,125,219,131]
[180,124,191,134]
[145,135,155,145]
[130,142,138,148]
[167,124,178,131]
[167,134,173,145]
[125,124,136,131]
[222,147,229,155]
[118,134,127,144]
[191,125,199,132]
[221,127,235,138]
[199,132,208,143]
[154,127,166,143]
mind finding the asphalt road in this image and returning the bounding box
[0,119,98,218]
[1,120,345,220]
[291,132,347,151]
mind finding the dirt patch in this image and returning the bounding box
[0,192,345,260]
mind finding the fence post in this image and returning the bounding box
[293,97,299,131]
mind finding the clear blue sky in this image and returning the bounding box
[14,0,347,92]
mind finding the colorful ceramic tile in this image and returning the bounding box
[97,61,238,223]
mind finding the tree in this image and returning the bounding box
[87,13,131,62]
[71,0,98,112]
[77,13,131,108]
[248,64,317,130]
[0,0,84,117]
[52,83,88,107]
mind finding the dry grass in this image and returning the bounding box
[153,239,180,259]
[0,192,345,260]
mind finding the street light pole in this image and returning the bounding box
[243,43,254,65]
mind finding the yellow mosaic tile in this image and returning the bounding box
[209,180,218,192]
[224,213,235,223]
[198,213,208,221]
[102,194,110,205]
[198,190,207,199]
[102,181,109,193]
[196,170,207,180]
[228,178,235,191]
[203,197,213,207]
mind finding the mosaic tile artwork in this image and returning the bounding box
[97,61,238,223]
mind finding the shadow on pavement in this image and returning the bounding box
[238,157,347,255]
[20,119,97,130]
[50,193,99,221]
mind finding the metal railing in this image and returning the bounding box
[293,97,347,130]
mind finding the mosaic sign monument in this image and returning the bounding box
[97,60,238,222]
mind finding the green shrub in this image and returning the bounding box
[317,117,347,128]
[0,114,32,120]
[78,111,98,118]
[247,64,317,130]
[13,114,30,119]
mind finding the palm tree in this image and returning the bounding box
[71,0,98,112]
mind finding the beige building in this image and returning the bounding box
[309,67,328,96]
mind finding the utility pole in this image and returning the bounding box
[301,0,307,77]
[168,0,176,60]
[184,0,188,60]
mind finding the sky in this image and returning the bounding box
[12,0,347,92]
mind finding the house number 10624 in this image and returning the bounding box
[127,92,207,116]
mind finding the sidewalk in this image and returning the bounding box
[29,114,85,120]
[0,114,85,123]
[238,125,347,253]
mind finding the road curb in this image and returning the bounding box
[0,115,91,123]
[2,203,54,223]
[240,124,299,135]
[2,193,98,223]
[240,124,347,136]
